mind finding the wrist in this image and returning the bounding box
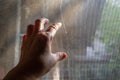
[16,62,45,79]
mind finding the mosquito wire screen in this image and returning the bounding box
[0,0,120,80]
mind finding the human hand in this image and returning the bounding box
[19,18,67,78]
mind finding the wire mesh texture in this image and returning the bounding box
[0,0,120,80]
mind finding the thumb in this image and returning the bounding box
[53,52,68,61]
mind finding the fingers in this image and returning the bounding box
[34,18,49,34]
[21,35,27,49]
[53,52,68,61]
[27,18,61,37]
[27,24,34,37]
[46,22,62,37]
[20,35,27,62]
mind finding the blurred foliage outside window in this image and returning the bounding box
[96,0,120,79]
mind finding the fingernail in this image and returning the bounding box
[56,22,62,27]
[23,35,27,41]
[62,53,68,59]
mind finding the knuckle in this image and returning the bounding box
[38,32,49,40]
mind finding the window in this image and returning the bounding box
[0,0,120,80]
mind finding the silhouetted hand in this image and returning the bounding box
[20,18,67,77]
[3,18,67,80]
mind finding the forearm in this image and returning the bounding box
[3,71,40,80]
[3,66,41,80]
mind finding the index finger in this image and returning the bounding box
[46,22,62,37]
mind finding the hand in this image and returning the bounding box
[19,18,67,78]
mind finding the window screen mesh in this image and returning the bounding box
[0,0,120,80]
